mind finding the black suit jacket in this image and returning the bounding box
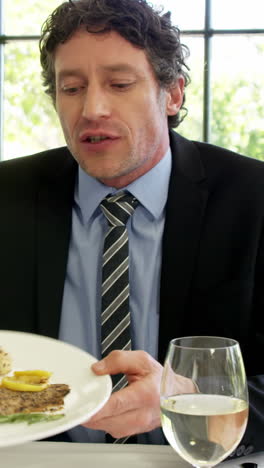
[0,131,263,454]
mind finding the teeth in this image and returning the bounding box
[89,136,108,143]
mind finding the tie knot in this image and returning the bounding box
[100,192,138,227]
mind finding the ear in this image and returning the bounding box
[166,76,185,116]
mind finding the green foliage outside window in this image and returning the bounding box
[3,41,64,158]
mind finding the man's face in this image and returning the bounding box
[54,29,183,188]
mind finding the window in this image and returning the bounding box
[0,0,264,160]
[0,0,65,160]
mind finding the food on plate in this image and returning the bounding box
[0,348,71,424]
[0,347,12,375]
[0,383,70,416]
[1,369,52,392]
[14,370,52,378]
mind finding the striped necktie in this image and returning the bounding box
[100,192,138,443]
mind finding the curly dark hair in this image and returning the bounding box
[39,0,190,128]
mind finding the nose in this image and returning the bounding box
[82,85,111,121]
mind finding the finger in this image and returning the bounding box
[83,407,161,438]
[92,349,161,377]
[89,382,148,422]
[88,374,161,422]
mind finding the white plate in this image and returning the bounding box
[0,330,112,447]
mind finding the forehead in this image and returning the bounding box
[54,29,153,77]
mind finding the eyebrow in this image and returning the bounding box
[57,69,85,81]
[57,63,141,81]
[100,63,140,74]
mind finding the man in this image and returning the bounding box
[0,0,263,456]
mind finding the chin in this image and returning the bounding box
[79,165,118,181]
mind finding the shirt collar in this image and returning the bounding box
[75,147,172,223]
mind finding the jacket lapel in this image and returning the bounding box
[36,149,77,338]
[158,132,209,362]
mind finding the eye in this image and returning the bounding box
[111,82,134,90]
[61,85,85,95]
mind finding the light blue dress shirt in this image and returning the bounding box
[59,148,172,444]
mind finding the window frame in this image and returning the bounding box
[0,0,264,160]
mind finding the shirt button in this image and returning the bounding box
[236,445,245,457]
[244,445,254,456]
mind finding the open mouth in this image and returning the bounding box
[85,136,109,143]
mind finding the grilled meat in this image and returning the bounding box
[0,383,70,415]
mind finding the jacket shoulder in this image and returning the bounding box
[0,146,75,190]
[0,146,72,171]
[170,130,264,183]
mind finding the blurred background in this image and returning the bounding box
[0,0,263,161]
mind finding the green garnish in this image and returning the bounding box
[0,413,64,425]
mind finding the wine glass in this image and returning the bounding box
[160,336,248,468]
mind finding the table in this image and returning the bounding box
[0,442,263,468]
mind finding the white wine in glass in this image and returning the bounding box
[160,336,248,468]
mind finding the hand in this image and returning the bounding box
[83,350,198,439]
[82,350,163,438]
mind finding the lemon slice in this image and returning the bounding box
[11,375,48,384]
[14,370,52,378]
[14,370,52,384]
[1,376,48,392]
